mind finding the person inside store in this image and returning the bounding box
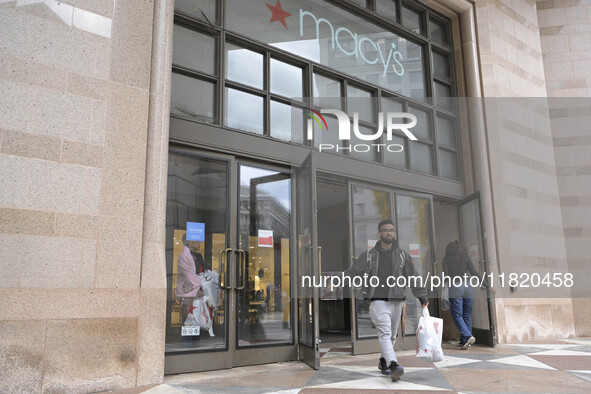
[442,240,495,349]
[343,219,429,382]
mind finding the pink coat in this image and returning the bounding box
[176,246,201,298]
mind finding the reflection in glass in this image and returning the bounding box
[175,0,217,24]
[313,74,342,109]
[429,19,449,46]
[270,59,303,99]
[349,123,380,162]
[381,96,404,113]
[439,149,459,180]
[173,25,216,75]
[410,142,433,175]
[313,115,344,155]
[226,0,427,96]
[396,195,433,335]
[351,186,391,338]
[384,133,407,168]
[225,88,264,134]
[226,43,263,89]
[401,5,422,34]
[170,73,215,123]
[432,51,450,80]
[347,85,374,123]
[376,0,397,23]
[434,82,453,112]
[272,101,305,143]
[436,115,456,148]
[165,152,228,352]
[237,165,292,347]
[408,105,432,141]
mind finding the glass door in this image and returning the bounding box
[348,183,437,355]
[458,193,495,346]
[164,150,296,374]
[296,151,320,369]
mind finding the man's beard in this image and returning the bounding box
[381,236,394,245]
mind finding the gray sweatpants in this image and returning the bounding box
[368,300,404,364]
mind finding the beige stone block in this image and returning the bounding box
[0,207,55,236]
[61,140,104,167]
[140,241,167,290]
[537,8,566,27]
[110,0,154,89]
[0,233,23,288]
[540,34,569,54]
[0,79,38,132]
[95,216,143,288]
[137,289,166,385]
[67,72,109,101]
[91,100,107,146]
[33,88,95,143]
[0,320,45,393]
[55,212,99,239]
[0,289,140,321]
[569,33,591,52]
[572,59,591,79]
[0,53,68,92]
[68,0,114,18]
[27,160,100,215]
[19,234,96,288]
[548,61,574,80]
[565,6,589,25]
[572,298,591,336]
[1,129,61,162]
[0,155,31,208]
[42,318,137,393]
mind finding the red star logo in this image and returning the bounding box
[189,304,197,314]
[266,0,291,30]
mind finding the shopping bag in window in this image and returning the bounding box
[184,296,215,336]
[416,307,444,362]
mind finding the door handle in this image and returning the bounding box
[235,249,246,290]
[219,248,233,289]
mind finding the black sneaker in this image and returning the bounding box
[388,361,404,382]
[378,357,390,375]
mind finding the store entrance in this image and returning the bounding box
[164,149,296,374]
[317,178,351,347]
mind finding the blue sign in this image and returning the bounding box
[186,222,205,241]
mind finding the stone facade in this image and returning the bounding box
[0,0,171,392]
[537,0,591,336]
[1,0,590,391]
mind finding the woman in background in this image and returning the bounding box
[442,241,495,349]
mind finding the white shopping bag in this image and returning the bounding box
[184,296,215,336]
[416,307,444,362]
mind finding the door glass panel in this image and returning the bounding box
[237,165,293,347]
[165,152,228,352]
[460,199,490,330]
[351,185,391,339]
[396,194,433,336]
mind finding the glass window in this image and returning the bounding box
[226,43,263,89]
[376,0,397,23]
[434,81,453,112]
[173,25,216,75]
[381,96,404,113]
[439,148,459,180]
[347,85,374,123]
[271,101,304,143]
[225,88,264,134]
[432,51,450,80]
[313,114,343,155]
[429,19,449,47]
[226,0,426,95]
[270,59,303,99]
[170,73,215,123]
[396,39,426,98]
[313,74,342,110]
[174,0,217,24]
[408,105,432,141]
[348,0,367,7]
[384,133,407,168]
[436,115,456,148]
[410,142,433,174]
[401,4,422,35]
[349,123,380,162]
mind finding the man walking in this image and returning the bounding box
[344,219,429,382]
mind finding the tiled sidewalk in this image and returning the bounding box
[149,338,591,393]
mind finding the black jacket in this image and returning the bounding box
[344,240,429,304]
